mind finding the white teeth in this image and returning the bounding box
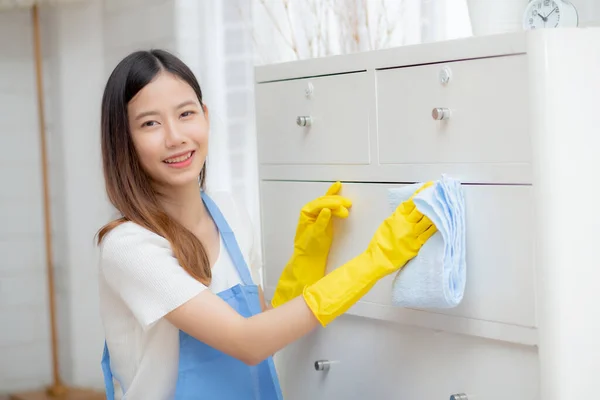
[164,151,192,163]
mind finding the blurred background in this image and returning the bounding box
[5,0,583,395]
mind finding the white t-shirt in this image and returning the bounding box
[98,191,264,400]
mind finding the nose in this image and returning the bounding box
[163,119,186,148]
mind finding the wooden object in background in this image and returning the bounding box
[1,2,104,399]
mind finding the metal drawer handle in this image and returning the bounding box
[432,107,451,121]
[314,360,332,371]
[449,394,468,400]
[296,116,312,127]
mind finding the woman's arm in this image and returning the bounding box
[100,223,311,366]
[167,182,439,365]
[166,290,316,365]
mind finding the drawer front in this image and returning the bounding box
[376,55,530,165]
[275,315,539,400]
[260,181,535,328]
[255,72,371,165]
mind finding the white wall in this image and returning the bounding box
[103,0,176,74]
[49,1,109,388]
[0,1,110,393]
[0,7,53,393]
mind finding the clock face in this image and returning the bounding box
[524,0,561,29]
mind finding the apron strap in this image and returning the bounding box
[201,192,255,286]
[101,341,116,400]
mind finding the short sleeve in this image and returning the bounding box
[99,222,207,328]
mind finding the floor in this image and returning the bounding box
[0,389,105,400]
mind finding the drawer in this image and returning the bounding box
[255,72,371,165]
[260,181,535,330]
[275,315,539,400]
[376,55,531,165]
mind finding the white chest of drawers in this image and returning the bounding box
[254,29,600,400]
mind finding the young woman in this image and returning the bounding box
[97,49,437,400]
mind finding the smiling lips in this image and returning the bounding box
[163,150,195,168]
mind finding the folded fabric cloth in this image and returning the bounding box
[388,175,466,309]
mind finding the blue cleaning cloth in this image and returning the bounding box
[388,175,466,309]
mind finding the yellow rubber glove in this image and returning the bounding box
[302,182,437,326]
[271,182,352,308]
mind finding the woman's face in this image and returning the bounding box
[127,71,209,189]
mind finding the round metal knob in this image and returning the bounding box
[314,360,331,371]
[432,107,451,121]
[296,116,312,127]
[449,394,468,400]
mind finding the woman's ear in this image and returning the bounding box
[202,103,209,123]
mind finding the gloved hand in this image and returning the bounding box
[271,182,352,308]
[302,182,437,326]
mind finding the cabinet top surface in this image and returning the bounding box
[254,28,597,83]
[254,31,526,83]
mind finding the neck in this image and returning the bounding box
[155,181,207,231]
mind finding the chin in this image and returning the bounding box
[165,170,203,188]
[153,167,202,189]
[171,176,201,188]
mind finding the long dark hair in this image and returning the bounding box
[97,49,211,285]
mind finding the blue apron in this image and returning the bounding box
[101,192,283,400]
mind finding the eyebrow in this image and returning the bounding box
[134,100,198,121]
